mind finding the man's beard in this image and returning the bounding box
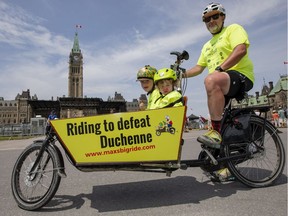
[208,23,223,34]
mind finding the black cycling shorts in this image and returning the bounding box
[225,70,253,99]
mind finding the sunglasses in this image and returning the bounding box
[203,13,222,23]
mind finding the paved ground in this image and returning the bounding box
[0,129,287,216]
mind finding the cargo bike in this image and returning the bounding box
[11,51,286,210]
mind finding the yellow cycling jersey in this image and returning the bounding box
[147,89,161,110]
[197,24,254,83]
[150,90,183,109]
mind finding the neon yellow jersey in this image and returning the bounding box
[147,89,161,109]
[150,91,183,109]
[197,24,254,83]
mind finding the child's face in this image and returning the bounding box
[157,79,173,95]
[139,79,154,92]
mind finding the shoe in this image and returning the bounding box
[211,168,235,182]
[197,130,222,149]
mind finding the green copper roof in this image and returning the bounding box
[248,95,269,106]
[268,75,288,96]
[72,32,81,53]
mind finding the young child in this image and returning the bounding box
[136,65,160,110]
[152,68,183,109]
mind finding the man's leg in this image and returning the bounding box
[205,72,230,122]
[197,72,230,148]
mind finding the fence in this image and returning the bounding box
[0,117,47,137]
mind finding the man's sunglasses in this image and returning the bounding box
[203,13,223,23]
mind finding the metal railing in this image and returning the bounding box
[0,123,46,137]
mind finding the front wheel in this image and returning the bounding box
[224,115,285,187]
[11,142,61,210]
[169,127,176,134]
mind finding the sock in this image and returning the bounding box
[211,120,221,133]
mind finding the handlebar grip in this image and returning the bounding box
[170,50,189,61]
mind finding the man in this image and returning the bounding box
[278,106,286,127]
[46,109,57,134]
[185,2,254,148]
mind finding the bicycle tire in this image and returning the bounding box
[169,127,176,134]
[223,115,285,187]
[11,142,61,210]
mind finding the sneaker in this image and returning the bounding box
[197,130,222,149]
[211,168,236,182]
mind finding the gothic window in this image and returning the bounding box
[280,92,287,101]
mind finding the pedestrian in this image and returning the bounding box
[198,115,205,130]
[46,109,57,134]
[272,110,280,127]
[278,107,286,127]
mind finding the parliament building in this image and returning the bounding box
[0,32,132,126]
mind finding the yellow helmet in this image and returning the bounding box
[137,65,157,80]
[154,68,177,83]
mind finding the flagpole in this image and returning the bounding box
[284,61,288,75]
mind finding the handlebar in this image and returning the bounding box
[170,50,189,62]
[170,50,189,94]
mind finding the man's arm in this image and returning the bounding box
[217,43,247,71]
[185,65,205,78]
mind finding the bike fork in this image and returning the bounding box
[28,137,51,176]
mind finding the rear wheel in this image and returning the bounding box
[224,115,285,187]
[11,142,61,210]
[169,127,176,134]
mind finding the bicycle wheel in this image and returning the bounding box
[224,115,285,188]
[11,142,61,210]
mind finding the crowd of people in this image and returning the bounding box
[272,107,287,128]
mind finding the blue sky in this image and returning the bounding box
[0,0,287,117]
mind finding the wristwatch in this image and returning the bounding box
[215,66,225,72]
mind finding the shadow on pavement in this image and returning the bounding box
[42,175,248,212]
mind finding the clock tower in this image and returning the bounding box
[68,32,83,98]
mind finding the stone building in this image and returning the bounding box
[0,89,37,124]
[68,32,83,98]
[232,75,288,119]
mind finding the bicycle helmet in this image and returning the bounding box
[154,68,177,83]
[137,65,157,80]
[202,2,226,17]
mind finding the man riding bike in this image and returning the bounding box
[185,2,255,181]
